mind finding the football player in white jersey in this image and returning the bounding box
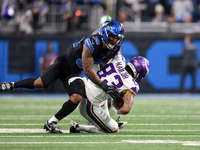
[69,55,150,133]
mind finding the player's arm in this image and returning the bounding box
[82,44,102,85]
[82,44,120,100]
[117,90,134,115]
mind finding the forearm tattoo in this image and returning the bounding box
[82,45,102,85]
[118,91,134,114]
[123,92,134,110]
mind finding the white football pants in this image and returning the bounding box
[78,98,118,133]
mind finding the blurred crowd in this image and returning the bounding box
[1,0,200,33]
[117,0,200,23]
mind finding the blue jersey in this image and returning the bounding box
[61,32,121,74]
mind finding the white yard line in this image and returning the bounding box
[0,140,199,146]
[122,140,200,145]
[0,128,200,133]
[0,129,199,147]
[0,123,200,126]
[0,129,59,133]
[183,144,200,146]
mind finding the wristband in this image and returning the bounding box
[99,82,107,90]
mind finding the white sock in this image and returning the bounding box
[48,116,59,124]
[77,124,104,133]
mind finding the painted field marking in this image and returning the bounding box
[122,140,200,146]
[183,144,200,146]
[0,123,200,126]
[0,129,57,133]
[122,140,200,144]
[0,129,200,133]
[0,140,199,146]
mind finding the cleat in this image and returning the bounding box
[69,120,80,133]
[116,116,127,129]
[0,82,14,92]
[118,121,128,129]
[44,121,63,134]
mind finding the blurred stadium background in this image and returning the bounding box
[0,0,200,94]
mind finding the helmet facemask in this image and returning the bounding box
[106,33,124,50]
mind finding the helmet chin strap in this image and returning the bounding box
[106,38,123,50]
[106,43,115,49]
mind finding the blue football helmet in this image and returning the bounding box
[99,19,125,49]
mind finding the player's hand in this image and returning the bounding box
[99,82,120,100]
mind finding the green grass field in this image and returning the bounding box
[0,94,200,150]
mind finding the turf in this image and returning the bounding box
[0,94,199,150]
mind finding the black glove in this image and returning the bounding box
[99,82,120,100]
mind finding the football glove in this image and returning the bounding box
[99,82,120,100]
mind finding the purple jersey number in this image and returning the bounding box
[97,63,123,88]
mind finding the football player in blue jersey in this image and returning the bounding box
[0,17,125,133]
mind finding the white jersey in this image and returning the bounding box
[84,54,139,106]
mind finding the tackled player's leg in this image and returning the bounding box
[70,98,119,133]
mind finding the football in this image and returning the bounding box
[112,96,124,110]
